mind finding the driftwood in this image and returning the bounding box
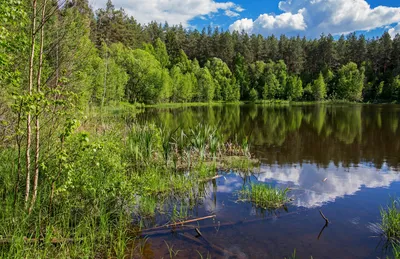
[139,215,216,234]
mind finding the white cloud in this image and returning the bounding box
[225,10,240,17]
[389,23,400,38]
[229,0,400,37]
[93,0,243,27]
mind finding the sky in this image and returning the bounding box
[91,0,400,38]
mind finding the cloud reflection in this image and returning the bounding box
[258,163,400,208]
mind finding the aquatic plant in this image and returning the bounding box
[164,240,181,258]
[239,183,290,209]
[380,198,400,243]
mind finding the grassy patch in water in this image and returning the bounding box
[380,198,400,243]
[220,156,260,171]
[239,183,289,209]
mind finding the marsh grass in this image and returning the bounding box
[239,183,290,209]
[380,198,400,243]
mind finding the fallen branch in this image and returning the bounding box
[319,210,329,224]
[139,215,216,234]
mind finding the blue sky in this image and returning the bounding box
[93,0,400,38]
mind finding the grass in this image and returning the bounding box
[393,242,400,259]
[239,183,290,209]
[380,198,400,243]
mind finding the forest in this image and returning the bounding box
[2,0,400,108]
[1,0,400,258]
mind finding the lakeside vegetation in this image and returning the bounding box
[0,108,257,257]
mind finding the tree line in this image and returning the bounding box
[2,0,400,109]
[91,0,400,104]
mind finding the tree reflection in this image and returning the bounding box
[140,104,400,170]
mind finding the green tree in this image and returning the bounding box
[263,73,280,100]
[249,88,258,101]
[196,67,215,102]
[286,76,303,100]
[336,62,365,101]
[311,73,327,101]
[171,66,194,102]
[206,58,239,101]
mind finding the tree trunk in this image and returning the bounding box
[25,0,38,207]
[30,0,47,213]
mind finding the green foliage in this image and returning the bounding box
[0,0,27,94]
[120,48,172,103]
[206,58,239,101]
[55,133,127,207]
[263,73,280,100]
[311,73,327,101]
[90,43,128,105]
[390,76,400,102]
[336,62,365,101]
[249,88,259,101]
[196,67,215,102]
[286,76,303,101]
[171,66,194,102]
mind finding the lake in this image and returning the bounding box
[136,104,400,258]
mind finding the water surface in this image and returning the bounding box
[138,104,400,258]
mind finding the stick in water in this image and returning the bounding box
[140,215,216,233]
[319,210,329,224]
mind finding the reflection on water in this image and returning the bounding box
[139,104,400,259]
[258,163,400,208]
[140,104,400,169]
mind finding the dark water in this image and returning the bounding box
[138,104,400,258]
